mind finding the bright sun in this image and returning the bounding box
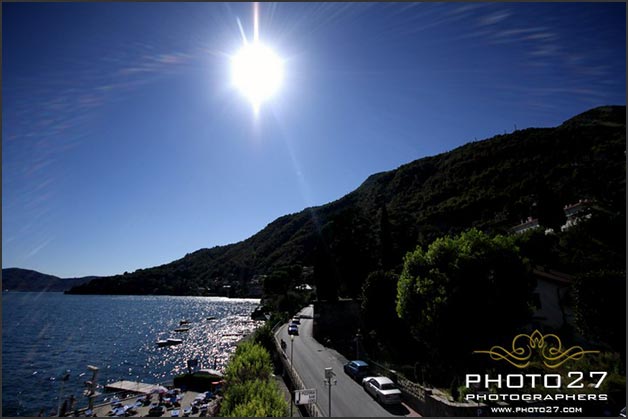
[231,42,283,112]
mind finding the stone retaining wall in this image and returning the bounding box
[369,361,485,417]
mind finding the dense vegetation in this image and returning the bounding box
[353,213,625,411]
[66,105,625,300]
[219,341,287,417]
[396,229,534,376]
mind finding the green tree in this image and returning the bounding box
[557,209,625,273]
[514,228,560,267]
[224,342,272,385]
[396,229,534,375]
[263,270,291,295]
[361,270,400,338]
[221,379,288,417]
[377,205,395,269]
[221,342,288,417]
[313,239,339,301]
[251,323,275,354]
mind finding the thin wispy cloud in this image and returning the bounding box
[447,3,487,16]
[529,45,560,56]
[443,4,618,96]
[6,44,201,149]
[117,51,195,76]
[493,27,549,39]
[523,32,557,41]
[477,11,512,27]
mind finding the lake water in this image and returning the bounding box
[2,292,261,417]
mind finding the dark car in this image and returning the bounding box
[343,360,369,380]
[288,324,299,336]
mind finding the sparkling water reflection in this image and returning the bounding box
[2,292,261,416]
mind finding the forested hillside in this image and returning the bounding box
[2,268,96,292]
[67,105,626,297]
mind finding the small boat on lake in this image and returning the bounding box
[156,338,183,347]
[174,327,190,333]
[179,320,191,326]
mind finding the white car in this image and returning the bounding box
[362,376,402,405]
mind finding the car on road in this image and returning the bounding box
[292,316,301,324]
[362,376,402,405]
[288,324,299,336]
[343,360,369,381]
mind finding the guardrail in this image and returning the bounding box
[273,325,323,417]
[367,360,430,400]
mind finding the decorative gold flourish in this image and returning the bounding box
[473,330,599,369]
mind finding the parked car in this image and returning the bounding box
[362,376,402,405]
[343,360,369,380]
[288,324,299,336]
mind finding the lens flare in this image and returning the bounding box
[231,42,283,113]
[231,2,283,113]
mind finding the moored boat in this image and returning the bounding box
[156,338,183,347]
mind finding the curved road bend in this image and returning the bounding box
[276,305,419,417]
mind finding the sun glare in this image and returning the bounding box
[230,3,283,113]
[231,42,283,113]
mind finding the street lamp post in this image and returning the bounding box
[328,379,331,417]
[324,367,336,417]
[290,334,295,416]
[355,329,362,359]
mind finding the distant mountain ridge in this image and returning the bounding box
[59,105,625,296]
[2,268,97,292]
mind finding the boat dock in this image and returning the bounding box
[104,380,166,395]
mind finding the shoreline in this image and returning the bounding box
[2,295,262,417]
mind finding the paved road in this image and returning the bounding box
[276,305,418,417]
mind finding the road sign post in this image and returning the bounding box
[294,388,317,405]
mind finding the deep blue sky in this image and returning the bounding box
[3,2,625,278]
